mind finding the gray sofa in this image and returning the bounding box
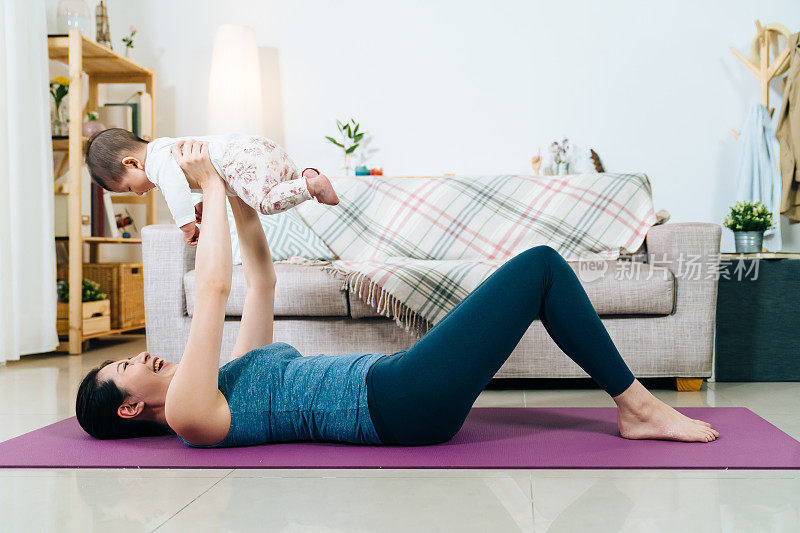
[142,222,722,387]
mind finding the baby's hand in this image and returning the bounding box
[180,221,200,246]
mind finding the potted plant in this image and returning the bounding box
[325,119,363,176]
[723,200,774,253]
[82,111,106,138]
[56,278,111,336]
[121,25,137,58]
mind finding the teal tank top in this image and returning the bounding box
[178,342,386,448]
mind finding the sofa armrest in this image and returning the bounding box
[645,223,722,377]
[142,224,197,360]
[646,222,722,311]
[645,223,722,276]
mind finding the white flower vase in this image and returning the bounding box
[51,99,69,137]
[556,162,569,175]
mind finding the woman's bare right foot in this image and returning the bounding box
[614,379,719,443]
[305,173,340,206]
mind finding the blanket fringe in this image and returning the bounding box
[320,265,432,337]
[275,257,336,267]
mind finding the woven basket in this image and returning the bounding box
[57,262,144,329]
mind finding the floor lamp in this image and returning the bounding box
[207,24,265,135]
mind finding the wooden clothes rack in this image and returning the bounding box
[730,20,792,139]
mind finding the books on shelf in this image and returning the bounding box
[89,183,121,238]
[99,91,152,140]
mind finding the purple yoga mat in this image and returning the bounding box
[1,407,798,469]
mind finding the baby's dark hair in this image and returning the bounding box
[85,128,147,191]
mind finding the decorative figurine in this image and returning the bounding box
[95,1,112,49]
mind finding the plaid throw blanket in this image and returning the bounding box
[294,173,656,334]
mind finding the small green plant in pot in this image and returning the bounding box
[325,119,364,176]
[723,201,774,253]
[56,278,107,303]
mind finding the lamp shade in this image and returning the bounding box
[207,24,264,135]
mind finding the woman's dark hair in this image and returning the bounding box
[75,359,174,440]
[85,128,147,192]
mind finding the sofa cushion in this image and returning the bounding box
[184,263,348,317]
[349,261,675,318]
[186,261,674,319]
[227,205,337,264]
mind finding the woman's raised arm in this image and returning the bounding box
[227,196,276,360]
[164,140,231,442]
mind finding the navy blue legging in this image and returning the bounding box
[365,245,636,445]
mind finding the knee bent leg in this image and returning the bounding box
[518,245,563,267]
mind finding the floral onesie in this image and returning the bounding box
[221,135,313,215]
[144,134,314,228]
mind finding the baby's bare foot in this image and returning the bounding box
[306,174,339,206]
[617,398,719,443]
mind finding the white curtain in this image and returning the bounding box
[0,0,58,363]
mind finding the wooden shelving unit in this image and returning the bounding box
[50,30,157,354]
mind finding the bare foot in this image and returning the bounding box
[305,173,340,206]
[614,380,720,443]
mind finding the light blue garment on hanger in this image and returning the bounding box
[735,103,782,251]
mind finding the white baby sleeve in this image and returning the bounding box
[157,154,197,227]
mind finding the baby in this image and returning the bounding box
[85,129,339,245]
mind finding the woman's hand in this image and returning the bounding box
[171,140,222,190]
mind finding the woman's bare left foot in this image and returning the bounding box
[614,380,719,443]
[306,174,339,206]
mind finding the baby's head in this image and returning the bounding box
[85,128,155,195]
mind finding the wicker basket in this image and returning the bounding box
[57,262,145,329]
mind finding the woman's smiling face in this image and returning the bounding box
[96,351,178,420]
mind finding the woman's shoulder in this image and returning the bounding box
[170,388,232,447]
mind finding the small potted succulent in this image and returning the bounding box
[723,200,774,253]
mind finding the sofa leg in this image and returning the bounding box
[675,378,703,392]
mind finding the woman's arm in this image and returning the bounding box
[228,196,277,360]
[164,141,231,442]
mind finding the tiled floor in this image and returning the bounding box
[1,334,798,532]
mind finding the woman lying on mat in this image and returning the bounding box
[75,140,719,447]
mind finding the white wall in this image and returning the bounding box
[48,0,800,252]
